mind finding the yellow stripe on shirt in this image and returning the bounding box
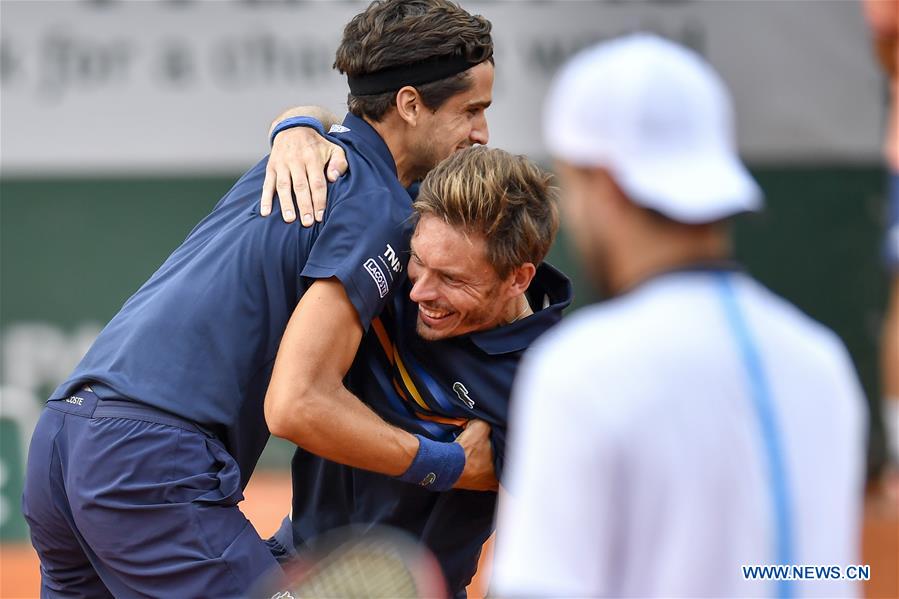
[372,317,435,415]
[371,318,395,365]
[394,350,430,411]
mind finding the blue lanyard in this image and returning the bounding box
[717,272,793,599]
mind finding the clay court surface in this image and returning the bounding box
[1,472,896,598]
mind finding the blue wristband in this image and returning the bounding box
[269,116,326,146]
[397,435,465,492]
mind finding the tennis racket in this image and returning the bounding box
[249,525,448,599]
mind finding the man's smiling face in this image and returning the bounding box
[407,61,494,180]
[407,214,515,341]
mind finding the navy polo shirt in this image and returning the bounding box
[287,263,573,594]
[50,114,415,487]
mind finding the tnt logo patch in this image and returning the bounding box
[364,258,389,298]
[383,244,402,274]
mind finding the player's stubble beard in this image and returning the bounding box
[415,280,504,341]
[410,134,469,184]
[581,235,614,300]
[566,209,615,300]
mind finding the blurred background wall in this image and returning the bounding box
[0,0,892,542]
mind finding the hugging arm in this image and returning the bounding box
[264,277,417,474]
[260,106,349,226]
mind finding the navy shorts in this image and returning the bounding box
[22,386,278,598]
[265,516,298,565]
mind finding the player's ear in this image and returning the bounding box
[506,262,537,297]
[395,86,424,127]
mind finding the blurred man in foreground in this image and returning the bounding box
[492,34,867,597]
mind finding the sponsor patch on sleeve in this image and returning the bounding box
[363,258,389,298]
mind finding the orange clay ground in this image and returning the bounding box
[1,471,896,598]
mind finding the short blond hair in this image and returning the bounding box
[414,146,559,278]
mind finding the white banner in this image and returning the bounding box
[0,0,888,174]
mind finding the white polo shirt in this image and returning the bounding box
[492,268,867,598]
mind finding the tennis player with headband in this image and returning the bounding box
[23,1,501,596]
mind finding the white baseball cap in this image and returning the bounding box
[544,33,763,224]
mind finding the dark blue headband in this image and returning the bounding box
[347,53,485,96]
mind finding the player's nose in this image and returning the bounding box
[409,273,438,303]
[470,114,488,145]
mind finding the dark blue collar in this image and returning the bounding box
[467,262,573,356]
[339,113,397,177]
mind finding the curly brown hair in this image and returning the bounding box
[334,0,494,121]
[414,147,559,278]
